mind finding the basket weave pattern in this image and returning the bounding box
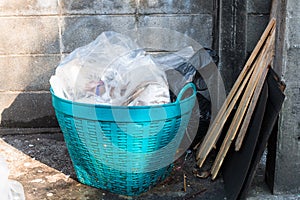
[52,83,196,195]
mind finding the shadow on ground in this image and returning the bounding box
[1,132,226,200]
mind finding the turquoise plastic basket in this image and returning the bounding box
[51,83,196,196]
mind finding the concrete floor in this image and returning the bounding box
[0,132,298,200]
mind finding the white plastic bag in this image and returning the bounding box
[0,158,9,200]
[50,31,170,106]
[0,157,25,200]
[51,31,140,101]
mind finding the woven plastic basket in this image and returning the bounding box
[51,83,196,196]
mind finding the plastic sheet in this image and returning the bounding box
[0,157,25,200]
[50,29,226,148]
[152,47,217,145]
[50,31,170,106]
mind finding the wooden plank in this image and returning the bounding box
[238,69,285,199]
[235,35,276,151]
[196,19,276,166]
[221,68,285,199]
[197,62,254,167]
[235,66,270,151]
[211,65,266,179]
[211,64,264,179]
[222,78,269,200]
[197,20,276,167]
[210,28,276,179]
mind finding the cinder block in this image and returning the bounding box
[286,17,300,47]
[246,14,270,52]
[287,1,300,17]
[0,17,60,54]
[275,83,300,193]
[285,48,300,82]
[137,14,213,48]
[247,0,272,14]
[273,0,300,194]
[61,15,136,53]
[60,0,136,14]
[0,55,60,91]
[138,0,213,14]
[0,91,57,128]
[0,0,58,16]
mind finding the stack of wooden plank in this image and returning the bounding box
[196,18,277,180]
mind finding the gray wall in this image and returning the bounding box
[271,0,300,194]
[0,0,271,128]
[246,0,272,53]
[0,0,214,128]
[2,0,299,195]
[217,0,271,92]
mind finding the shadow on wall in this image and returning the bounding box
[1,70,59,128]
[0,71,72,176]
[0,7,217,181]
[0,13,63,129]
[0,8,75,178]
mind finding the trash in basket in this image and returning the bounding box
[49,30,209,195]
[50,31,171,106]
[51,83,196,195]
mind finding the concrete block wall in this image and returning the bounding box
[246,0,272,53]
[217,0,272,92]
[1,0,298,196]
[0,1,273,128]
[271,0,300,194]
[0,0,61,128]
[0,0,214,128]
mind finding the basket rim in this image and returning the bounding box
[50,84,196,109]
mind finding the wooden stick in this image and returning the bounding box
[196,19,275,163]
[196,19,276,166]
[235,38,276,151]
[234,66,270,151]
[183,173,187,192]
[210,28,276,179]
[211,29,276,178]
[196,63,254,167]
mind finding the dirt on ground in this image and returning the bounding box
[0,132,226,200]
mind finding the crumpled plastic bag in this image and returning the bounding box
[152,47,214,101]
[50,31,170,106]
[152,47,222,146]
[0,157,25,200]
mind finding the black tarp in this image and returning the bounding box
[222,68,285,200]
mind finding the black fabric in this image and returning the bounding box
[222,68,285,200]
[265,118,278,192]
[222,81,269,200]
[238,68,285,199]
[165,48,219,148]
